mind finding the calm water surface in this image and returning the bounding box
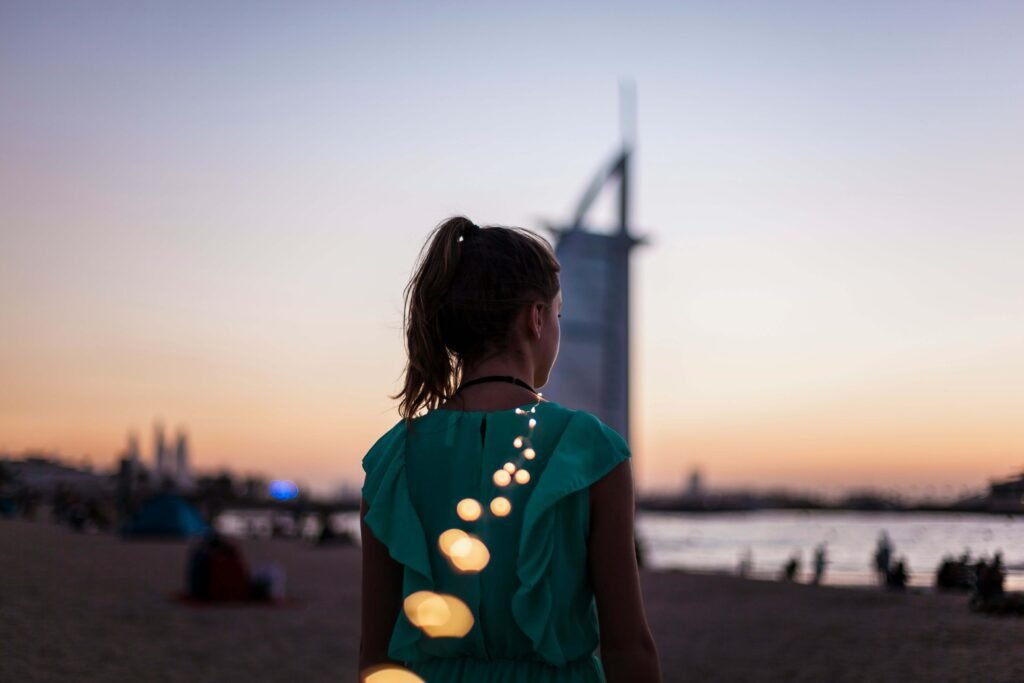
[636,510,1024,589]
[224,509,1024,590]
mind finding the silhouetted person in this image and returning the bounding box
[936,553,973,591]
[886,557,909,591]
[812,543,828,585]
[52,484,72,523]
[67,501,87,531]
[737,547,754,578]
[781,553,800,582]
[974,554,1005,603]
[186,532,252,601]
[874,531,892,584]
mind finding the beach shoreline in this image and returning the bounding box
[4,518,1024,682]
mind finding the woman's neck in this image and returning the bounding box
[439,356,541,412]
[462,355,536,389]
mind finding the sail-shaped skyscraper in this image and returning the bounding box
[543,106,646,444]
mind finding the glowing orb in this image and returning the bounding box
[502,462,517,474]
[362,664,426,682]
[493,469,512,487]
[490,496,511,516]
[268,480,299,501]
[513,436,523,448]
[528,418,537,429]
[456,498,481,522]
[438,528,468,555]
[448,535,490,572]
[514,469,530,484]
[404,591,450,627]
[515,408,525,415]
[522,448,536,460]
[402,590,474,637]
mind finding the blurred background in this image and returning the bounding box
[2,2,1023,682]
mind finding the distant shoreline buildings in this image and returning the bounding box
[636,465,1022,514]
[120,419,193,493]
[2,428,1021,514]
[987,473,1024,514]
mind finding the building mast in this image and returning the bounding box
[543,84,647,443]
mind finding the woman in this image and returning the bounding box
[359,217,661,682]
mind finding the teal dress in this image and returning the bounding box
[361,400,631,683]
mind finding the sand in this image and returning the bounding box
[3,518,1024,683]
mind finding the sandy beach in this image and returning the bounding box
[3,518,1024,683]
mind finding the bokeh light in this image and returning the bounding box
[438,528,468,555]
[402,591,474,638]
[490,496,511,516]
[523,448,536,460]
[361,664,425,683]
[268,480,299,501]
[456,498,481,522]
[404,591,450,628]
[493,469,512,487]
[514,469,530,484]
[448,535,490,572]
[502,462,517,474]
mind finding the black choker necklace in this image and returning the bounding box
[454,375,537,395]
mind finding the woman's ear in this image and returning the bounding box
[531,301,545,340]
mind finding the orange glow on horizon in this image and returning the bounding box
[2,2,1023,501]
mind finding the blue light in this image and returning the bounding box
[269,480,299,501]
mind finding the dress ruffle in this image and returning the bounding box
[511,411,631,666]
[361,420,437,662]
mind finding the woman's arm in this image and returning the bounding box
[358,497,405,676]
[588,460,662,682]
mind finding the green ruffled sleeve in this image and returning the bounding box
[511,410,631,665]
[360,419,437,662]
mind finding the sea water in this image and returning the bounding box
[636,510,1024,589]
[225,509,1024,590]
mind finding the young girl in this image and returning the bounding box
[359,217,661,682]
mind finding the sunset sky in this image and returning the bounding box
[2,1,1022,498]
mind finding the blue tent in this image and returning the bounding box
[122,493,210,538]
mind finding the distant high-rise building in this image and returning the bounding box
[117,430,144,510]
[685,468,704,498]
[542,85,645,445]
[174,429,192,490]
[126,430,140,463]
[544,146,645,443]
[153,420,167,480]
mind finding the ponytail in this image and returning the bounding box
[391,216,560,423]
[392,217,477,421]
